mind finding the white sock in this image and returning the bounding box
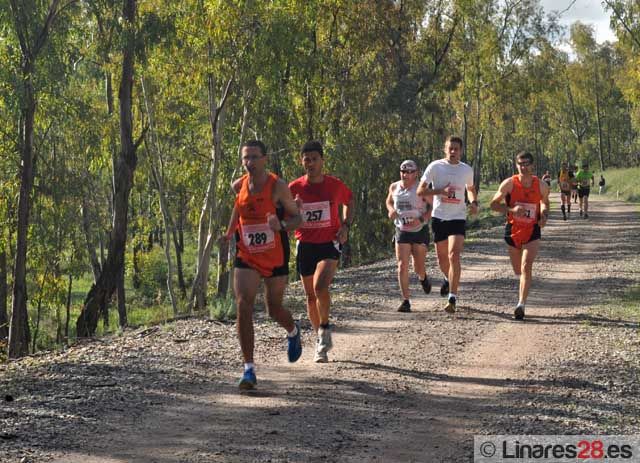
[448,292,457,300]
[517,301,525,308]
[287,325,298,338]
[244,362,255,372]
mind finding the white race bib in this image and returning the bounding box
[300,201,331,229]
[398,209,420,231]
[441,185,462,204]
[514,202,537,224]
[242,222,275,253]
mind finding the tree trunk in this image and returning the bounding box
[141,76,178,316]
[81,199,102,283]
[31,269,48,353]
[216,225,230,297]
[595,89,605,171]
[172,227,186,299]
[192,72,233,311]
[64,273,72,342]
[0,249,8,342]
[77,0,138,337]
[9,72,35,358]
[117,263,127,327]
[218,95,248,298]
[473,132,483,193]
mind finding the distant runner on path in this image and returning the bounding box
[570,166,579,204]
[289,140,354,363]
[490,151,550,320]
[598,175,606,195]
[575,162,595,218]
[386,159,433,313]
[557,162,572,221]
[417,136,479,314]
[222,140,303,390]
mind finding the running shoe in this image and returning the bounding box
[420,276,432,294]
[318,325,333,353]
[444,296,456,314]
[584,213,589,219]
[287,320,302,363]
[579,210,583,217]
[397,299,411,313]
[238,368,257,390]
[514,305,525,320]
[440,279,449,297]
[314,348,328,363]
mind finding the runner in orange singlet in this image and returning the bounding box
[558,162,572,220]
[490,151,550,320]
[222,140,303,390]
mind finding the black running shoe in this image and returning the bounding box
[420,277,432,294]
[397,299,411,313]
[514,305,525,320]
[440,279,449,297]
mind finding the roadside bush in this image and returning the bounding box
[210,296,236,322]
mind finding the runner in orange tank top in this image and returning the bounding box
[235,172,287,277]
[221,140,303,390]
[490,151,550,321]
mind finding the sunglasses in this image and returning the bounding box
[517,162,532,167]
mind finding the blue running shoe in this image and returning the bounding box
[287,320,302,363]
[238,368,257,390]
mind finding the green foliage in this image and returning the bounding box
[209,296,236,322]
[128,246,168,302]
[2,0,640,352]
[599,167,640,202]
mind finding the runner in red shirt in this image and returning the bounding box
[490,151,550,320]
[222,140,303,390]
[289,140,354,363]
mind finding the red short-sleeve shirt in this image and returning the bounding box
[289,175,353,243]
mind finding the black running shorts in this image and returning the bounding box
[504,223,541,248]
[234,231,290,278]
[395,226,430,245]
[296,241,341,277]
[578,187,590,198]
[431,218,466,243]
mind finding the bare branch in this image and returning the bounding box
[603,0,640,49]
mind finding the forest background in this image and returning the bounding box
[1,0,639,359]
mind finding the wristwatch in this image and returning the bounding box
[280,219,287,230]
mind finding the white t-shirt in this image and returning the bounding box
[421,158,474,221]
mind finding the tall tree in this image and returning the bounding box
[76,0,142,337]
[7,0,73,358]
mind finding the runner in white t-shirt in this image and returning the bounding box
[417,136,479,313]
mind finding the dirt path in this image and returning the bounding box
[3,195,639,463]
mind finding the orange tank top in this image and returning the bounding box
[235,173,285,275]
[558,170,571,191]
[507,175,541,227]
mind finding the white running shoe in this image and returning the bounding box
[314,349,328,363]
[317,326,333,353]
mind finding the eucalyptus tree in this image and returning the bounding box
[605,0,640,163]
[77,0,144,337]
[6,0,77,358]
